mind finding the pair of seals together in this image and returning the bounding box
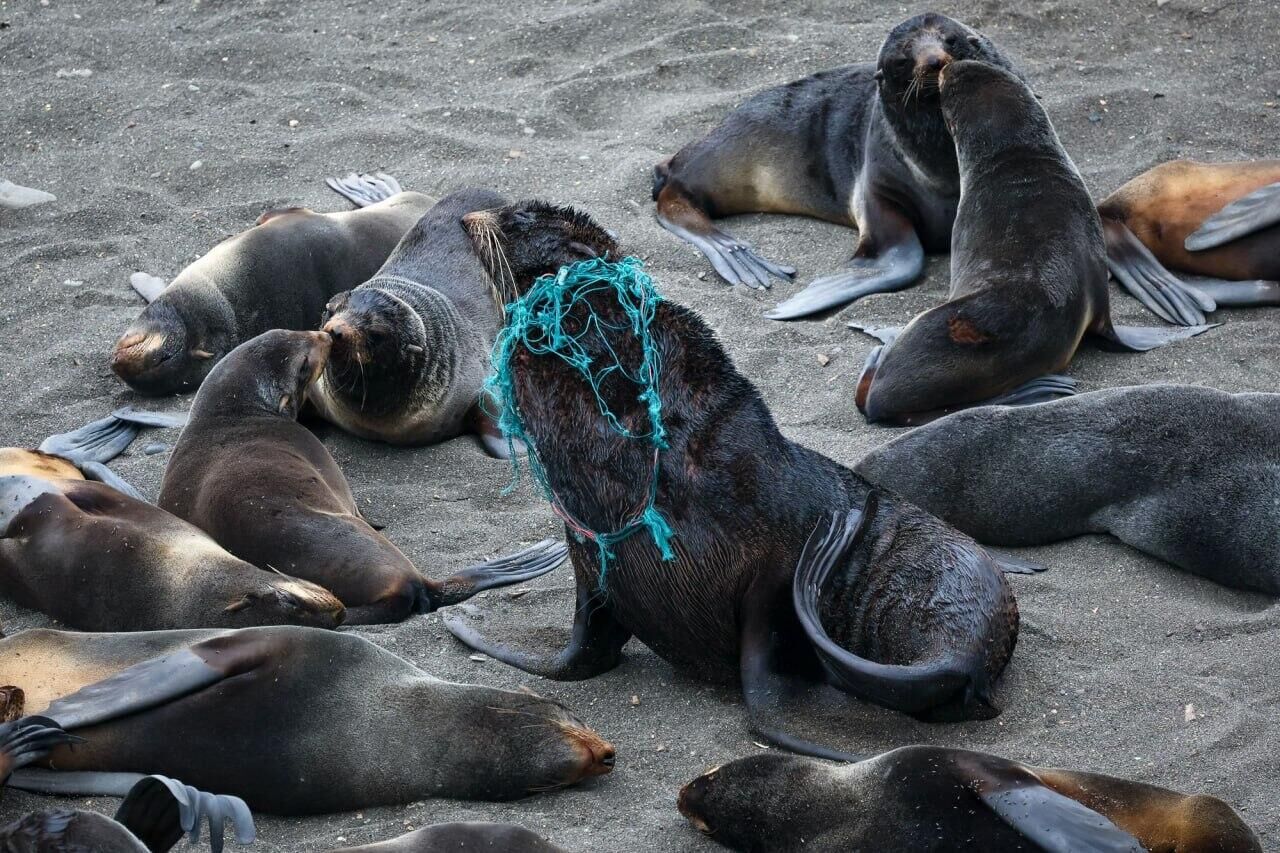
[443,206,1025,759]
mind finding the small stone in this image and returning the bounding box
[1087,111,1102,123]
[1153,92,1166,99]
[62,279,84,287]
[143,443,168,455]
[0,181,56,210]
[55,68,93,78]
[189,160,203,171]
[816,353,831,367]
[1184,703,1200,722]
[288,119,300,128]
[630,695,640,706]
[507,149,524,158]
[655,743,666,752]
[522,126,535,136]
[696,271,707,281]
[469,654,486,662]
[1155,0,1170,6]
[188,83,200,92]
[507,588,530,599]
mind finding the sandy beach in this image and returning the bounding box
[2,0,1278,849]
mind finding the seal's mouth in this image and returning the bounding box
[677,780,713,834]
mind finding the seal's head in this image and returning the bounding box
[876,13,1015,109]
[223,576,346,629]
[194,329,330,420]
[319,288,426,413]
[111,299,231,396]
[461,201,620,302]
[678,754,822,848]
[937,58,1048,150]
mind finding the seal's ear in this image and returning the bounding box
[968,35,982,49]
[224,594,257,613]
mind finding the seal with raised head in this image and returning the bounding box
[309,188,515,454]
[0,474,346,631]
[444,207,1025,760]
[1100,159,1280,325]
[856,383,1280,595]
[331,823,568,853]
[112,174,435,396]
[852,60,1212,426]
[653,12,1022,319]
[0,626,614,814]
[678,746,1261,852]
[158,329,565,624]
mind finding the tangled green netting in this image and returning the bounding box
[485,256,676,587]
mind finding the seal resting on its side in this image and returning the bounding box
[330,823,568,853]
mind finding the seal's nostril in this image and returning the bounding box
[601,753,616,768]
[928,56,945,71]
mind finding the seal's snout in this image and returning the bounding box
[855,345,884,421]
[677,776,713,834]
[563,723,616,779]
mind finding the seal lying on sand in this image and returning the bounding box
[1,626,614,814]
[678,747,1261,852]
[0,474,345,631]
[852,60,1211,426]
[857,384,1280,595]
[1101,160,1280,325]
[159,329,564,624]
[112,174,434,395]
[331,823,568,853]
[309,188,514,455]
[444,210,1024,760]
[0,774,256,853]
[653,13,1022,319]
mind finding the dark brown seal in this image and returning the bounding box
[330,823,568,853]
[0,626,614,814]
[158,329,565,624]
[678,746,1261,852]
[1100,159,1280,325]
[852,59,1212,426]
[445,204,1024,761]
[112,174,434,396]
[653,13,1022,319]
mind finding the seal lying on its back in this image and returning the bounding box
[331,823,568,853]
[446,206,1023,760]
[159,330,564,624]
[654,13,1022,319]
[0,475,345,631]
[852,60,1211,426]
[1101,159,1280,325]
[857,384,1280,595]
[0,626,614,814]
[112,174,434,396]
[678,747,1261,852]
[309,189,513,454]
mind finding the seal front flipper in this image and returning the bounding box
[444,583,631,680]
[654,183,795,289]
[984,548,1047,575]
[326,172,403,208]
[426,539,567,609]
[847,323,902,345]
[983,374,1078,408]
[1185,181,1280,251]
[767,218,924,320]
[964,758,1145,853]
[1095,321,1217,353]
[116,775,256,853]
[0,716,81,783]
[467,398,524,460]
[1102,217,1215,325]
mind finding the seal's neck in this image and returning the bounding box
[876,96,960,189]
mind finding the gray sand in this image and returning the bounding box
[1,0,1278,849]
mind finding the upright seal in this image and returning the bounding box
[112,174,434,395]
[445,210,1025,760]
[653,13,1022,318]
[852,60,1211,425]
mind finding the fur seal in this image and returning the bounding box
[331,823,567,853]
[158,329,564,624]
[0,775,256,853]
[0,626,615,814]
[851,59,1212,426]
[1100,159,1280,325]
[678,746,1261,852]
[653,13,1022,319]
[112,174,434,396]
[309,188,514,454]
[0,474,345,631]
[857,383,1280,595]
[443,208,1024,760]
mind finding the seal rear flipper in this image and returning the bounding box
[766,225,924,320]
[37,408,187,501]
[655,184,795,289]
[116,775,256,853]
[981,374,1078,408]
[467,399,525,460]
[326,172,403,208]
[426,539,568,610]
[1102,218,1215,325]
[1095,321,1217,353]
[0,475,63,535]
[985,548,1047,575]
[847,323,902,345]
[792,500,974,716]
[1174,276,1280,307]
[129,272,168,303]
[1185,181,1280,251]
[0,717,82,783]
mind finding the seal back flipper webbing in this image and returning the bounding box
[428,539,567,610]
[326,172,403,208]
[0,717,81,784]
[116,775,257,853]
[1185,181,1280,251]
[1102,218,1215,325]
[37,407,187,501]
[1097,322,1217,353]
[767,230,924,320]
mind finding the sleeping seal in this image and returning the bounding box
[112,174,434,396]
[1100,159,1280,325]
[158,329,564,624]
[309,188,514,454]
[0,626,614,814]
[331,823,567,853]
[856,384,1280,595]
[444,206,1024,760]
[678,747,1261,852]
[852,59,1211,426]
[653,13,1022,319]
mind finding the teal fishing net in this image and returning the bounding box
[485,256,676,586]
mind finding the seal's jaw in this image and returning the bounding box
[111,308,217,395]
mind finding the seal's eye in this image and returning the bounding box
[968,35,982,49]
[944,34,959,49]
